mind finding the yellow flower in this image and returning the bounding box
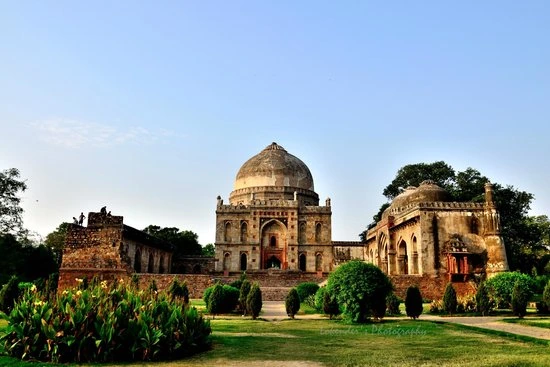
[76,290,82,296]
[75,278,83,283]
[30,284,37,292]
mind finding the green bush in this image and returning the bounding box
[221,285,240,313]
[246,283,262,320]
[476,282,492,316]
[1,279,211,363]
[511,280,532,318]
[296,282,320,302]
[327,261,393,323]
[0,275,20,313]
[429,300,442,314]
[485,271,535,308]
[442,283,457,315]
[285,288,300,319]
[168,278,189,305]
[405,286,423,319]
[386,292,402,315]
[207,283,224,316]
[323,289,340,319]
[229,272,247,290]
[315,286,327,311]
[239,280,251,315]
[533,275,550,294]
[543,281,550,311]
[203,286,214,308]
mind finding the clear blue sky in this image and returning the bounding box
[1,1,549,245]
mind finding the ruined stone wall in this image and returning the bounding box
[390,275,476,301]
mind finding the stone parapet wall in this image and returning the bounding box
[390,275,476,301]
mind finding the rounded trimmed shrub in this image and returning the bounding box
[476,282,492,316]
[323,289,340,319]
[0,275,20,313]
[511,280,532,318]
[327,260,393,323]
[315,286,327,311]
[405,286,423,319]
[239,280,251,315]
[443,283,457,315]
[296,282,319,302]
[386,292,402,315]
[285,288,300,319]
[485,271,535,309]
[207,283,224,316]
[246,283,262,320]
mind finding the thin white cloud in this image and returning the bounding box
[31,119,185,148]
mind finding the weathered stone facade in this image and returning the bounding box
[363,181,509,288]
[58,212,174,290]
[215,143,333,273]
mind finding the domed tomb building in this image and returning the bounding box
[363,180,509,282]
[215,142,333,272]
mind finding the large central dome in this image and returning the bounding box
[234,142,314,191]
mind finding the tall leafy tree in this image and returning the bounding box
[201,243,215,257]
[44,222,71,267]
[143,225,202,273]
[0,168,27,235]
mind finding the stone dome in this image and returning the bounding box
[390,180,450,209]
[234,142,315,191]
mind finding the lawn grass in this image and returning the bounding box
[502,317,550,329]
[1,317,548,367]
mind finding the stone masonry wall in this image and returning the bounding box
[390,275,476,301]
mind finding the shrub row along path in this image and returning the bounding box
[261,301,550,340]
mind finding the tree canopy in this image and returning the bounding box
[362,161,549,273]
[0,168,27,236]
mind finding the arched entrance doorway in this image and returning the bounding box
[134,248,142,273]
[240,253,247,271]
[299,253,306,271]
[267,255,281,269]
[261,220,287,269]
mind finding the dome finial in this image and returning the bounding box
[264,142,286,152]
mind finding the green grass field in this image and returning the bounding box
[1,315,549,367]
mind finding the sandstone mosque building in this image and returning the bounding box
[214,142,509,284]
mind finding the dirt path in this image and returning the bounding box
[261,301,550,340]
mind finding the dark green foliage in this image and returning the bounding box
[203,286,213,308]
[285,288,300,319]
[443,283,457,315]
[296,282,320,302]
[148,279,158,294]
[239,280,251,315]
[405,286,423,319]
[207,283,224,316]
[543,281,550,311]
[1,281,211,363]
[315,286,327,311]
[142,225,202,272]
[203,284,239,314]
[0,233,58,285]
[0,275,20,312]
[327,260,393,323]
[0,168,27,235]
[246,283,262,320]
[131,273,139,289]
[371,293,387,320]
[485,271,535,308]
[476,282,492,316]
[511,280,532,318]
[229,272,247,290]
[323,290,341,319]
[201,243,215,257]
[168,278,189,304]
[386,292,402,315]
[222,285,240,313]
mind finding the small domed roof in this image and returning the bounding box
[234,142,314,191]
[390,180,450,209]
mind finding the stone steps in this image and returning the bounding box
[261,286,293,301]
